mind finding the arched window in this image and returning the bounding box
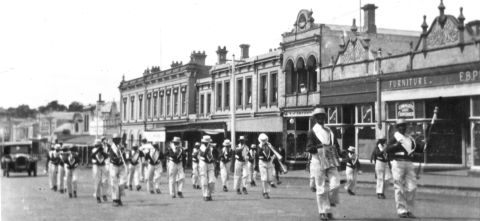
[285,59,295,94]
[307,55,317,92]
[296,58,306,93]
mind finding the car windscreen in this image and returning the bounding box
[7,145,31,154]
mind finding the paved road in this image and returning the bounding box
[1,167,480,221]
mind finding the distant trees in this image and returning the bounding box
[1,100,85,118]
[68,101,84,112]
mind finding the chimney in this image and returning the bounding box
[239,44,250,59]
[190,51,207,65]
[361,4,378,34]
[98,93,102,102]
[216,46,228,64]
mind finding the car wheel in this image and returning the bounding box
[33,166,37,177]
[28,170,31,176]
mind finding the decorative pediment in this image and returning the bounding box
[336,39,372,65]
[426,16,459,48]
[294,9,315,32]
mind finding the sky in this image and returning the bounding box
[0,0,478,109]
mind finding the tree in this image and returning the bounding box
[68,101,84,112]
[45,100,67,112]
[15,104,36,118]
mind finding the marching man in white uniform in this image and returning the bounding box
[234,136,249,195]
[370,136,392,199]
[64,146,80,198]
[126,145,143,191]
[219,139,232,192]
[344,146,360,196]
[91,139,109,203]
[386,119,423,218]
[247,144,258,187]
[48,144,61,191]
[109,134,128,207]
[57,145,68,194]
[307,107,343,221]
[256,133,278,199]
[167,137,186,198]
[198,135,217,201]
[191,142,201,189]
[144,140,163,194]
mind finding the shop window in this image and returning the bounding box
[246,77,252,106]
[358,126,375,159]
[286,133,295,160]
[216,83,222,110]
[358,104,374,123]
[287,118,295,130]
[237,78,243,107]
[296,117,310,131]
[327,106,338,124]
[474,123,480,166]
[414,100,425,118]
[387,102,396,119]
[473,96,480,117]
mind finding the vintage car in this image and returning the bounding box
[1,141,38,177]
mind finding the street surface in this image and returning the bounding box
[1,166,480,221]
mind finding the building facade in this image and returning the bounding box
[119,51,211,151]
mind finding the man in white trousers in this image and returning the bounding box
[167,137,186,198]
[91,139,109,203]
[198,135,217,201]
[144,140,163,194]
[126,145,143,191]
[234,136,249,195]
[49,144,61,191]
[64,146,80,198]
[109,134,127,207]
[370,136,392,199]
[191,142,201,189]
[386,119,424,219]
[257,133,277,199]
[219,139,232,192]
[307,107,343,221]
[247,144,258,187]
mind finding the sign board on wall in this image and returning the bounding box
[397,102,414,118]
[143,131,165,142]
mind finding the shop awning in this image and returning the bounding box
[165,121,226,134]
[61,135,96,146]
[227,116,283,132]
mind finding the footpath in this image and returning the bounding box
[281,167,480,196]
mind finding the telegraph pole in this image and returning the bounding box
[230,55,236,148]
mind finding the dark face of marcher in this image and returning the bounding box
[315,114,326,125]
[113,138,121,145]
[397,124,407,135]
[239,139,245,145]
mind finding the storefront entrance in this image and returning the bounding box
[387,97,469,165]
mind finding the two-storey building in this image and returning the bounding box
[119,51,211,151]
